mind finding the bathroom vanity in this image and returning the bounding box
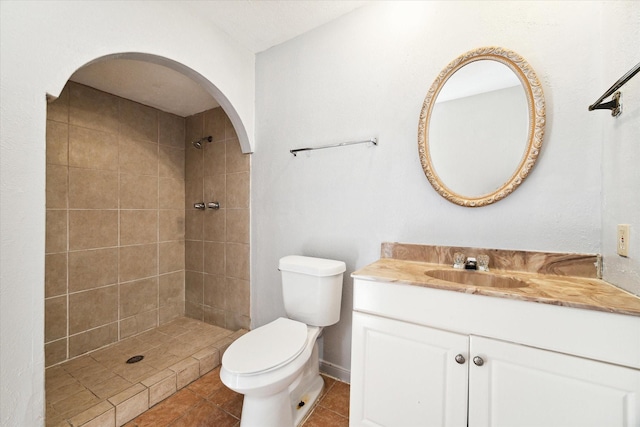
[349,243,640,427]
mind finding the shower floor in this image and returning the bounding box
[45,317,246,427]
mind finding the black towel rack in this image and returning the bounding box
[588,62,640,117]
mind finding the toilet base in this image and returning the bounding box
[291,374,324,426]
[238,343,324,427]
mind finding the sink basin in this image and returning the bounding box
[425,269,528,288]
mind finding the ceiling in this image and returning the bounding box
[69,1,368,117]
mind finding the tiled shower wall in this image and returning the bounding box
[45,82,187,367]
[183,110,251,331]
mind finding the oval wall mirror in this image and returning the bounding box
[418,47,545,207]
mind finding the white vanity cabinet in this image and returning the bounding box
[351,311,469,427]
[350,278,640,427]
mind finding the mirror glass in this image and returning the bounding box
[418,47,545,207]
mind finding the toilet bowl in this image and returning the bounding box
[220,318,323,427]
[220,255,346,427]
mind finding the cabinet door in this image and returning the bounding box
[350,311,469,427]
[469,336,640,427]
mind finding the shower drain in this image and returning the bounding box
[126,355,144,364]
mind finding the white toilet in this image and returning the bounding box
[220,255,346,427]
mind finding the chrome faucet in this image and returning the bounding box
[452,253,490,271]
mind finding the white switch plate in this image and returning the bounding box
[617,224,630,257]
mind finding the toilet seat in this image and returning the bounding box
[223,318,308,376]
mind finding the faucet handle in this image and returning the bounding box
[453,252,465,269]
[477,254,490,272]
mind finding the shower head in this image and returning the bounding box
[192,136,213,149]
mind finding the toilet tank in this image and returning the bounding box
[279,256,346,327]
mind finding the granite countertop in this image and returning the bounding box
[352,257,640,317]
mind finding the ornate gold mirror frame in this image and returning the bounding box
[418,47,545,207]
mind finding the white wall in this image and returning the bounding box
[0,2,254,425]
[601,2,640,295]
[252,1,628,380]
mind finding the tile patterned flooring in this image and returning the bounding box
[45,316,350,426]
[46,317,245,426]
[124,368,350,427]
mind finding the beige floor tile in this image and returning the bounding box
[87,376,133,400]
[53,389,102,419]
[46,317,237,426]
[68,400,115,427]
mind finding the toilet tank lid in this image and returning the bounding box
[279,256,346,276]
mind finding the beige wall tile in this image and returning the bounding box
[224,114,238,140]
[45,296,67,342]
[203,174,225,208]
[45,85,191,367]
[119,138,158,176]
[203,208,225,242]
[119,98,158,143]
[159,241,185,274]
[46,164,68,209]
[47,86,69,124]
[185,112,204,148]
[185,271,203,305]
[159,209,185,242]
[204,242,225,276]
[203,274,225,309]
[158,146,185,180]
[69,210,118,250]
[203,140,225,176]
[185,301,203,321]
[119,244,157,283]
[159,272,185,307]
[46,120,69,165]
[226,172,249,209]
[225,138,250,174]
[120,174,158,209]
[226,209,249,244]
[46,253,68,298]
[120,309,158,339]
[225,312,250,331]
[225,278,250,317]
[120,210,158,246]
[225,243,249,280]
[159,111,185,149]
[203,307,225,328]
[68,168,118,209]
[185,240,203,272]
[159,303,184,325]
[68,248,118,292]
[69,126,118,171]
[45,338,67,367]
[203,107,226,143]
[46,210,67,254]
[69,322,118,358]
[120,277,158,319]
[185,210,203,241]
[69,83,119,134]
[185,144,204,182]
[159,178,185,209]
[69,285,118,335]
[185,178,204,210]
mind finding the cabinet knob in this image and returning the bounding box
[473,356,485,366]
[455,354,466,364]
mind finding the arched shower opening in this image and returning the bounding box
[44,53,251,425]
